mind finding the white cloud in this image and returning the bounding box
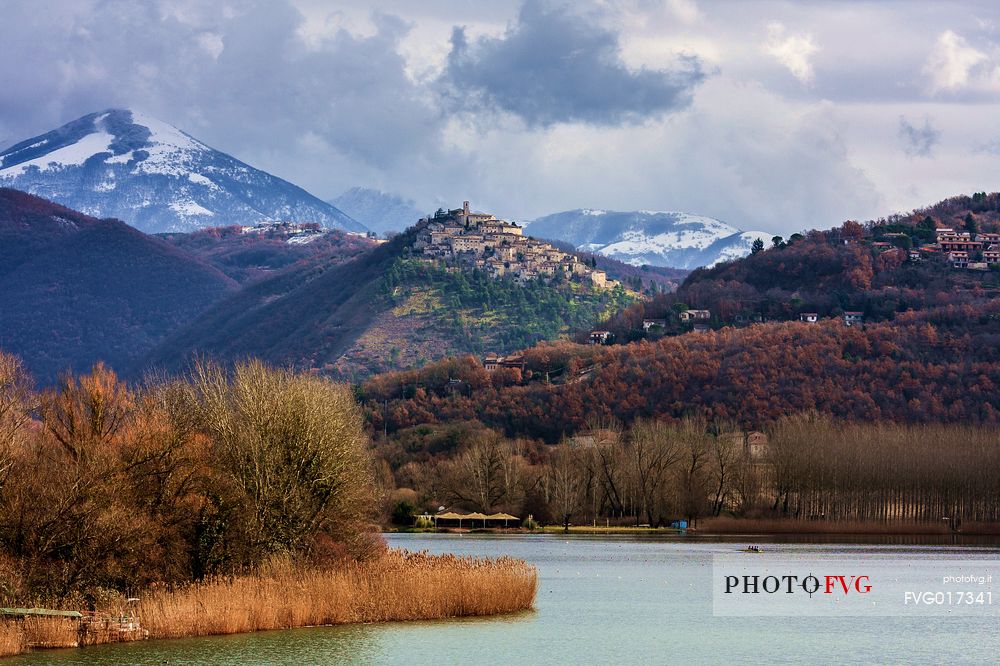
[923,30,988,93]
[667,0,701,25]
[413,77,882,235]
[762,21,818,84]
[6,0,1000,238]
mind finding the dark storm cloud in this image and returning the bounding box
[898,115,941,157]
[0,0,441,170]
[439,0,705,127]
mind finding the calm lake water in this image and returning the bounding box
[11,533,1000,665]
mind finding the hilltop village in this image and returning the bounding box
[414,202,618,289]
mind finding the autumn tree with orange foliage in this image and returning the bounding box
[0,351,381,602]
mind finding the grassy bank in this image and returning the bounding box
[538,525,685,535]
[0,550,537,658]
[698,517,1000,535]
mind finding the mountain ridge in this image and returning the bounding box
[331,187,425,235]
[0,109,365,234]
[525,208,773,269]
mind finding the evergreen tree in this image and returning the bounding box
[965,213,978,235]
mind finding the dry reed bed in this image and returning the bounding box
[138,549,537,640]
[0,549,536,657]
[0,623,25,658]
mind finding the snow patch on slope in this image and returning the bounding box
[0,131,115,177]
[169,200,214,217]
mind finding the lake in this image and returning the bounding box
[10,533,1000,665]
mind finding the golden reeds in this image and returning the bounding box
[0,549,537,657]
[138,549,537,640]
[0,623,25,658]
[19,618,79,650]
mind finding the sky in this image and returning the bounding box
[2,0,1000,234]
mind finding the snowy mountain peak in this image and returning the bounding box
[1,109,204,177]
[0,109,364,233]
[330,186,425,235]
[525,209,773,270]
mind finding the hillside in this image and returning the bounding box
[598,205,1000,341]
[361,302,1000,442]
[158,223,376,284]
[0,189,236,383]
[525,209,773,269]
[0,109,364,233]
[146,208,633,380]
[355,191,1000,443]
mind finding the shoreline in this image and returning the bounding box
[0,549,537,659]
[388,518,1000,538]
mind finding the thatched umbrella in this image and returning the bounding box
[488,512,519,527]
[465,512,489,528]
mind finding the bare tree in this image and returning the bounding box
[0,352,33,488]
[547,443,584,532]
[443,431,523,513]
[627,419,682,526]
[674,417,712,526]
[708,424,743,516]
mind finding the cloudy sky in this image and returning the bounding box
[2,0,1000,233]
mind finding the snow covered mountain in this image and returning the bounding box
[0,109,365,234]
[525,209,773,270]
[330,187,425,235]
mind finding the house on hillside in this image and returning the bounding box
[984,245,1000,263]
[482,352,526,372]
[483,353,501,372]
[500,352,526,371]
[679,309,711,322]
[948,251,969,269]
[590,330,612,345]
[799,312,819,323]
[938,233,982,253]
[843,311,864,327]
[642,319,667,331]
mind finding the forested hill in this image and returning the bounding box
[146,222,634,380]
[0,188,236,383]
[360,301,1000,441]
[356,191,1000,440]
[596,192,1000,341]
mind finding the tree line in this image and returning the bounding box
[380,414,1000,530]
